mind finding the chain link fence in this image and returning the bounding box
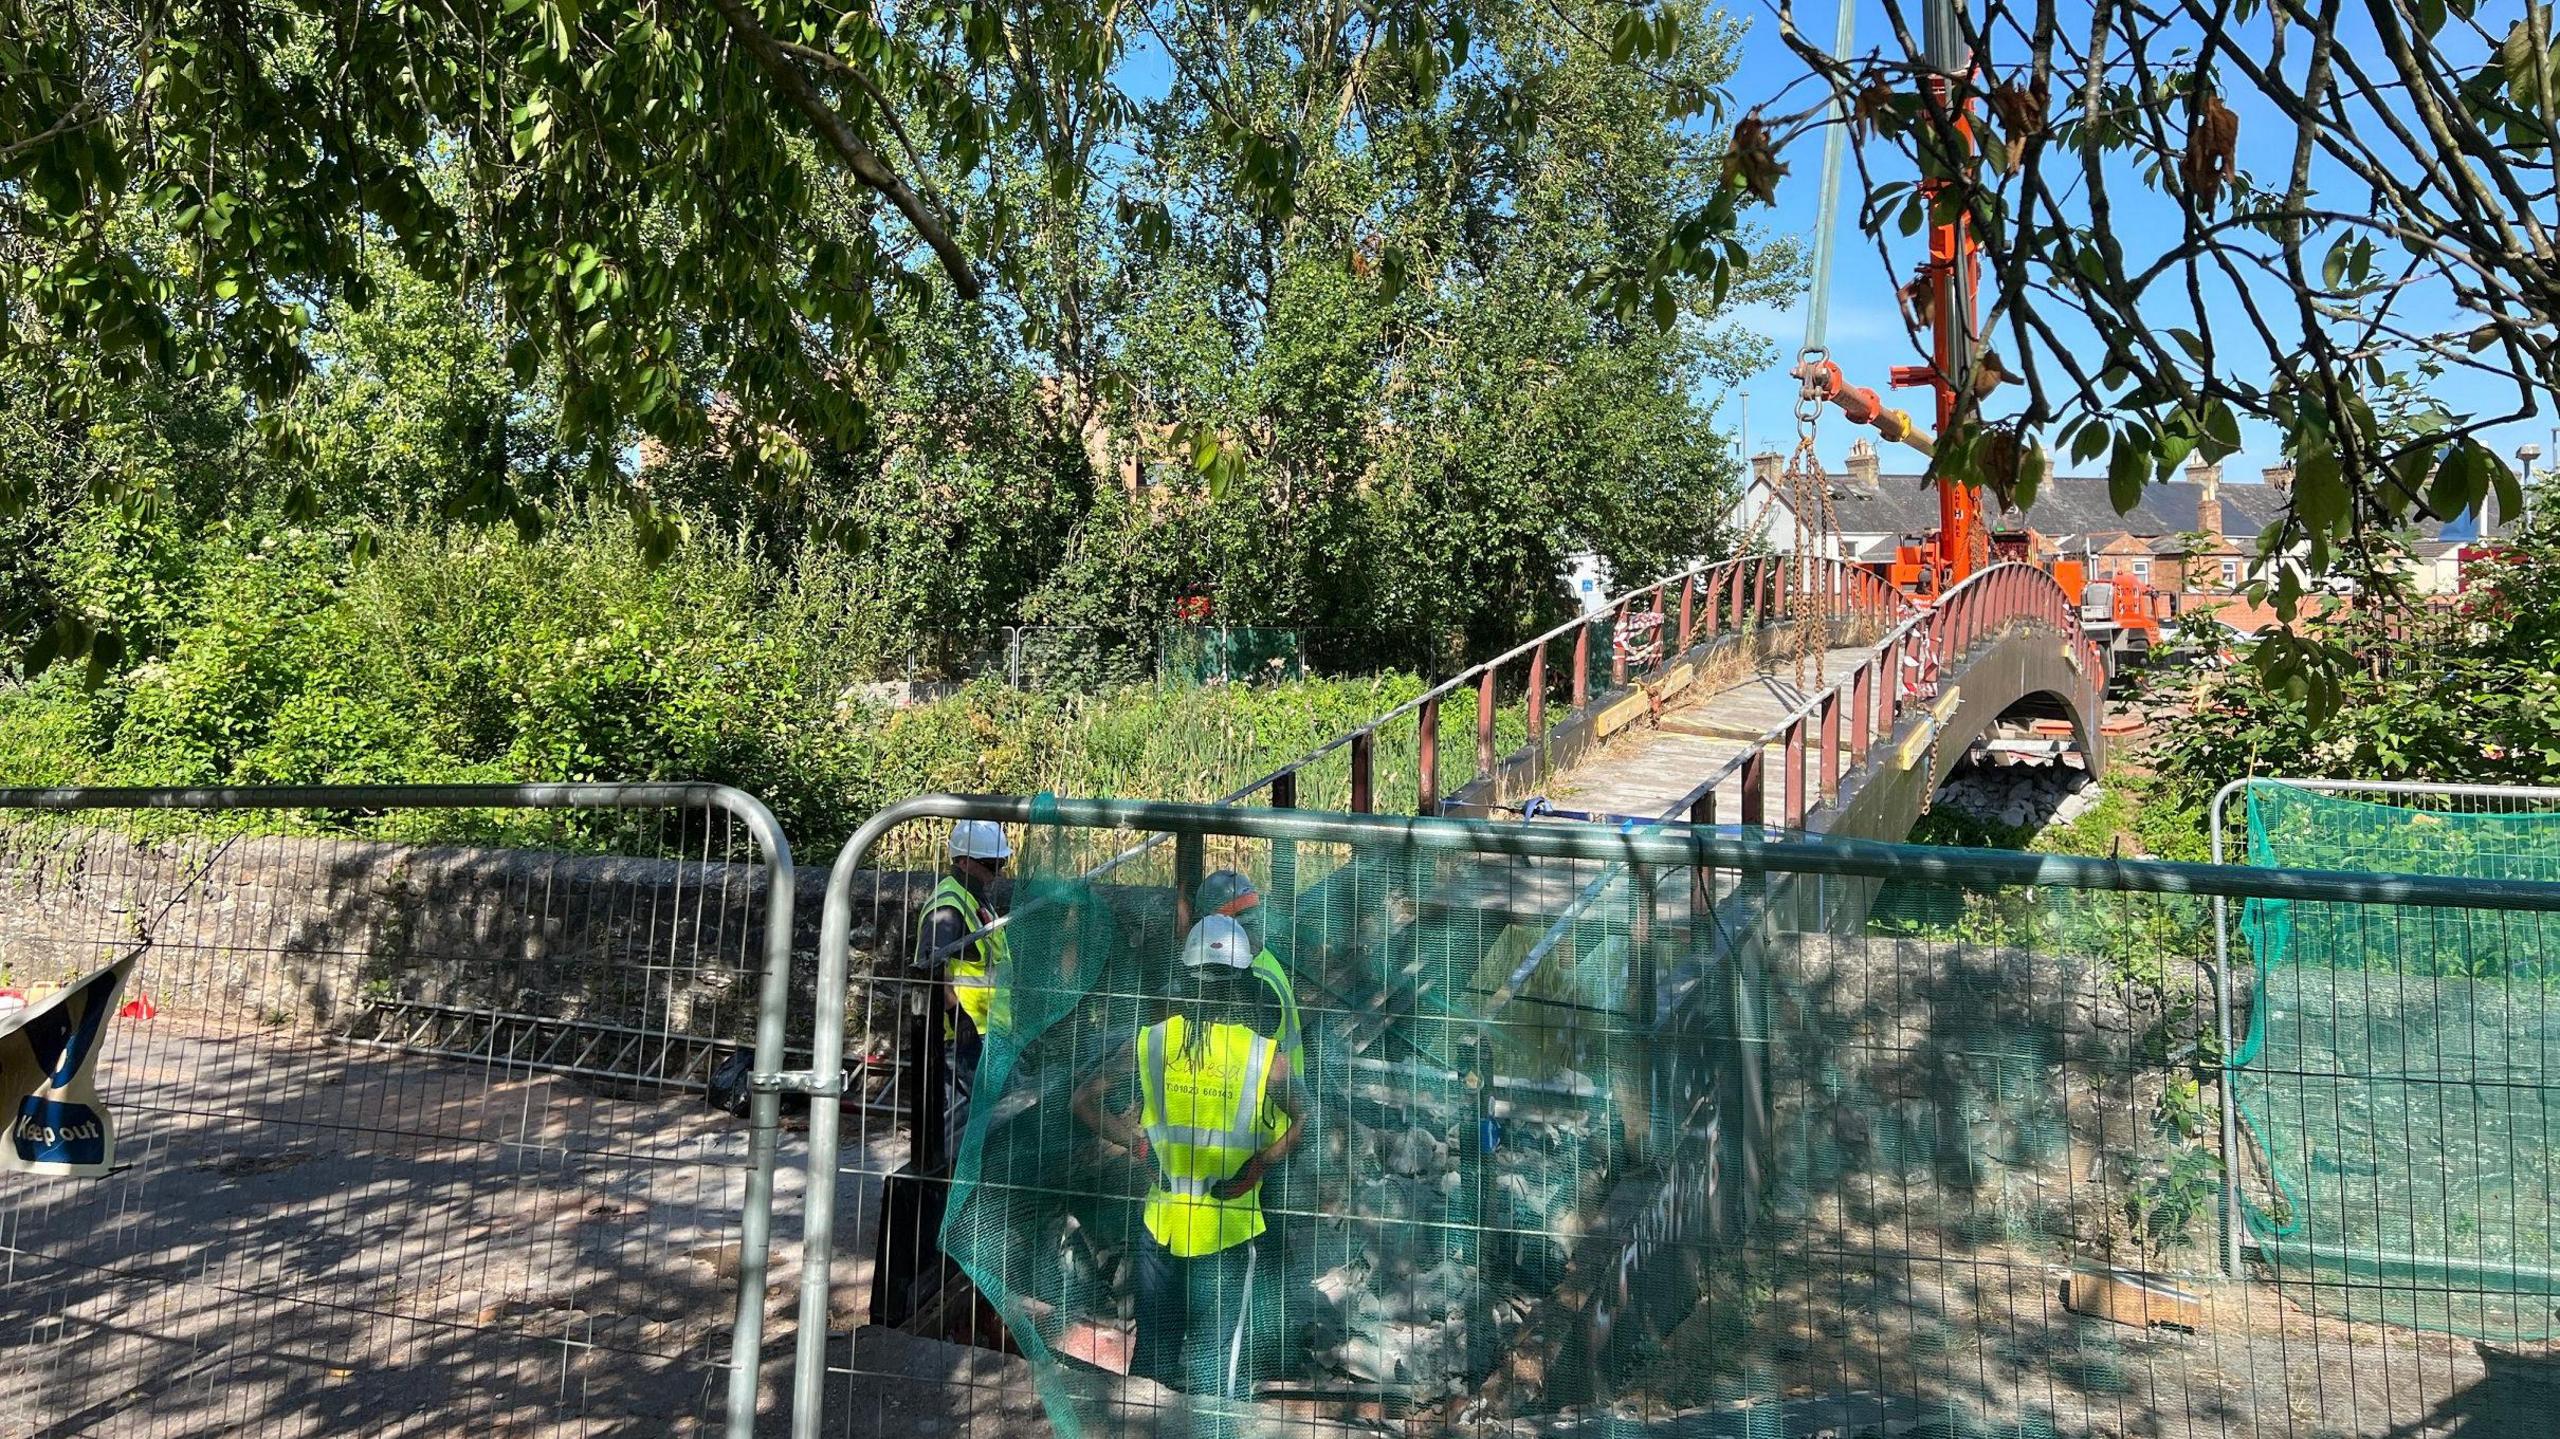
[2214,778,2560,1333]
[861,627,1365,702]
[14,781,2560,1438]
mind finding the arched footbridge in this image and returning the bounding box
[864,554,2121,1370]
[1218,553,2110,845]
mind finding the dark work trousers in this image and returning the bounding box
[943,1020,983,1167]
[1132,1229,1270,1400]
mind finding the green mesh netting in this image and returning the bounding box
[936,801,1760,1435]
[2235,780,2560,1340]
[1159,627,1307,687]
[916,790,2555,1437]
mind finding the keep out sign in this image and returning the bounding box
[1,954,136,1177]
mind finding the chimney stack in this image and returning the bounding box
[1751,450,1785,488]
[2188,455,2224,538]
[1846,438,1881,490]
[2261,462,2294,494]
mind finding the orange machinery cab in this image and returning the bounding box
[1874,539,1939,598]
[2107,572,2168,642]
[2050,555,2089,606]
[2059,563,2163,678]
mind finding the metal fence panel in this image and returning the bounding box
[0,784,797,1439]
[2211,777,2560,1311]
[801,794,2560,1439]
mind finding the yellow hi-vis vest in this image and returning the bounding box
[1138,1016,1283,1257]
[920,876,1010,1037]
[1247,949,1304,1077]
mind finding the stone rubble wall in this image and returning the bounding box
[0,824,1143,1051]
[1767,931,2191,1264]
[1931,754,2104,832]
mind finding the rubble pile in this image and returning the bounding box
[1931,755,2102,833]
[1765,933,2164,1254]
[1289,1061,1611,1400]
[1022,1057,1612,1405]
[979,905,1635,1417]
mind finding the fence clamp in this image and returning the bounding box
[750,1068,847,1098]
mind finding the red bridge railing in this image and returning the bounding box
[1683,560,2110,832]
[1209,552,1912,818]
[949,555,2106,972]
[1215,556,2102,833]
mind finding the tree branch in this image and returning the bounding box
[0,102,96,165]
[770,37,944,211]
[699,0,982,298]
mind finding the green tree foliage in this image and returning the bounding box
[2151,488,2560,817]
[0,510,1525,848]
[1022,0,1797,667]
[1763,0,2554,707]
[0,246,559,670]
[4,0,1038,492]
[5,0,1789,676]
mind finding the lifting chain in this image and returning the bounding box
[1906,629,1948,814]
[1786,349,1837,691]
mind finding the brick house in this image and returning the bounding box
[1728,445,2511,635]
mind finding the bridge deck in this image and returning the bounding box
[1538,643,1872,826]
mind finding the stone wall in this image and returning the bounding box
[1765,930,2186,1263]
[0,824,1182,1053]
[0,826,889,1049]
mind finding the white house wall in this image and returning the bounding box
[1728,481,1899,562]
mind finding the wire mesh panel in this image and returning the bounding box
[0,785,797,1439]
[1158,627,1306,687]
[805,796,2560,1439]
[1010,627,1159,692]
[2221,779,2560,1341]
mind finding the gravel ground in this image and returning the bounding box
[1624,1212,2557,1439]
[70,932,2529,1439]
[2236,964,2560,1339]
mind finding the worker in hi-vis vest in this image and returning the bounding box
[915,820,1012,1155]
[1073,914,1305,1397]
[1193,870,1303,1077]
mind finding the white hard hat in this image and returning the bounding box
[1180,914,1255,971]
[948,819,1012,861]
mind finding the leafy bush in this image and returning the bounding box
[0,512,1514,854]
[2152,495,2560,817]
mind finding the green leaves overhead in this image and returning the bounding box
[2155,484,2560,808]
[6,0,1734,528]
[1763,0,2557,719]
[0,0,1784,681]
[2108,430,2150,515]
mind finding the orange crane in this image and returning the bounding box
[1786,0,2162,670]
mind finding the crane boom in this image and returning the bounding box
[1789,0,1985,598]
[1787,0,2166,664]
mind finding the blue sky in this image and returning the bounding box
[1710,0,2555,488]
